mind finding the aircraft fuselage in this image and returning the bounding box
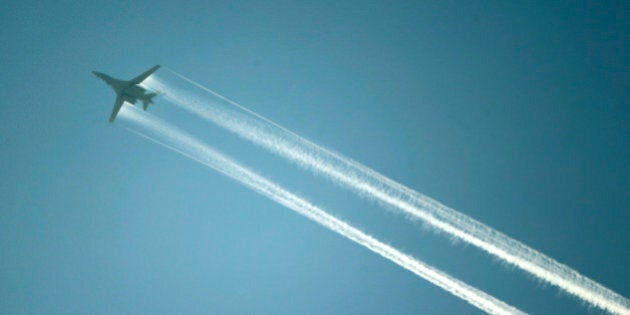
[93,64,160,122]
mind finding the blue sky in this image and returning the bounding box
[1,1,627,314]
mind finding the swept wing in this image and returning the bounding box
[109,96,125,122]
[130,65,161,84]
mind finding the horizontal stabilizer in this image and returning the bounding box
[142,92,158,110]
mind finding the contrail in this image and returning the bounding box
[141,71,629,314]
[117,105,525,315]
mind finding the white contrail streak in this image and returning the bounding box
[117,105,525,315]
[141,71,629,314]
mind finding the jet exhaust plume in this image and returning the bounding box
[117,105,525,315]
[140,71,630,314]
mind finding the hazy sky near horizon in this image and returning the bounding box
[1,1,628,314]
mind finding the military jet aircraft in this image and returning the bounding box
[93,65,160,122]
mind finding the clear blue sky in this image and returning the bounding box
[1,1,627,314]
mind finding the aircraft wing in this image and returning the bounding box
[130,65,161,84]
[109,96,125,122]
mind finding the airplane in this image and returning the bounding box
[93,65,161,122]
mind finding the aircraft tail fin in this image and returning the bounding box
[142,92,159,110]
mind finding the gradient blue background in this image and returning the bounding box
[1,1,627,314]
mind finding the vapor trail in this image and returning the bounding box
[141,71,629,314]
[117,105,525,315]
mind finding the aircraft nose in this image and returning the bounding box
[92,71,106,80]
